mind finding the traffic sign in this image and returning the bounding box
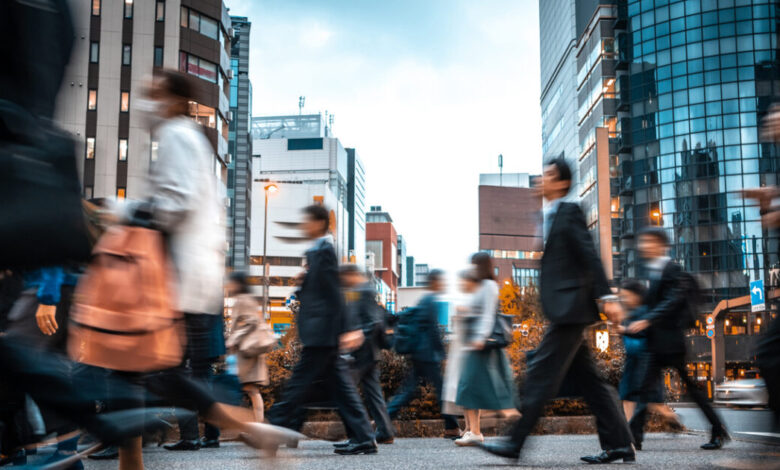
[706,329,715,338]
[750,280,765,312]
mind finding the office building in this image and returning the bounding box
[346,148,367,267]
[227,15,252,269]
[546,0,780,384]
[249,113,351,332]
[405,256,416,286]
[414,263,430,286]
[57,0,233,200]
[397,234,408,287]
[366,206,399,311]
[478,173,543,286]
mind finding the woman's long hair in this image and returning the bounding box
[470,252,496,281]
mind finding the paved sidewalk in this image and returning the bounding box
[76,433,780,470]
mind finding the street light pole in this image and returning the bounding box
[262,184,278,321]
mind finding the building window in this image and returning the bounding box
[124,0,133,19]
[188,101,216,128]
[179,52,217,83]
[154,47,164,68]
[116,188,126,200]
[89,42,99,63]
[87,89,97,111]
[512,267,539,288]
[155,1,165,21]
[85,137,95,160]
[366,240,383,267]
[180,6,188,27]
[120,92,129,112]
[180,7,219,40]
[91,0,100,16]
[118,139,128,161]
[84,186,94,199]
[150,141,159,162]
[122,45,131,66]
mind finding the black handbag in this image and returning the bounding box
[0,100,92,269]
[483,312,513,350]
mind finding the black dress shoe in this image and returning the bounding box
[477,440,520,460]
[634,442,642,451]
[376,436,394,445]
[580,446,636,464]
[87,446,118,460]
[332,440,352,449]
[701,429,730,450]
[163,440,201,451]
[200,438,220,449]
[333,440,378,455]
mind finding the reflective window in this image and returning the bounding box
[92,0,100,16]
[120,92,129,113]
[154,47,163,68]
[118,139,128,161]
[85,138,95,160]
[90,42,99,63]
[124,0,133,19]
[87,89,97,111]
[122,44,131,66]
[156,1,165,21]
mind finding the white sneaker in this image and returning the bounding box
[455,431,484,447]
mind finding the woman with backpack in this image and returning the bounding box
[453,253,516,447]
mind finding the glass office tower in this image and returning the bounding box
[619,0,780,305]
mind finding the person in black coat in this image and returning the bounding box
[267,205,377,456]
[625,227,728,450]
[386,269,461,437]
[479,158,635,464]
[334,265,395,446]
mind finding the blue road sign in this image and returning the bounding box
[750,279,765,312]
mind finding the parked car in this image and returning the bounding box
[714,371,769,407]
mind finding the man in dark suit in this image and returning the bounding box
[386,270,461,438]
[625,227,728,450]
[479,158,635,464]
[334,264,395,446]
[268,205,377,455]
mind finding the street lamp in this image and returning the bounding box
[262,184,278,321]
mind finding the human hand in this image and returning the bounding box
[626,320,650,334]
[763,210,780,229]
[35,304,58,336]
[760,103,780,142]
[602,301,625,324]
[471,341,485,351]
[339,330,364,352]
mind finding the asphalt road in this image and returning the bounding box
[674,405,779,443]
[74,434,779,470]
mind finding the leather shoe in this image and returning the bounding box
[163,439,201,451]
[332,440,352,449]
[333,440,378,455]
[477,439,520,460]
[701,429,730,450]
[200,437,220,449]
[580,446,636,464]
[376,435,394,445]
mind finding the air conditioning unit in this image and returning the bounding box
[225,153,232,164]
[227,69,234,80]
[228,111,234,121]
[228,27,235,38]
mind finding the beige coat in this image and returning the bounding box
[227,295,269,385]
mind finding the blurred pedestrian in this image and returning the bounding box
[334,264,395,447]
[624,227,728,450]
[387,269,461,439]
[267,205,377,456]
[454,255,515,447]
[478,158,635,464]
[616,280,682,450]
[225,272,271,424]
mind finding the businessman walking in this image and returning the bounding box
[478,158,635,464]
[267,205,377,455]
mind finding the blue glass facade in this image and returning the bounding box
[620,0,780,304]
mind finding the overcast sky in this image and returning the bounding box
[228,0,542,274]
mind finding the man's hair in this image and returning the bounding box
[302,204,330,233]
[471,251,496,281]
[228,271,251,295]
[545,156,573,194]
[158,70,194,101]
[620,279,647,297]
[638,226,670,246]
[427,269,445,284]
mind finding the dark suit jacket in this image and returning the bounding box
[540,202,611,325]
[639,260,688,354]
[297,238,350,348]
[346,282,385,365]
[411,294,445,363]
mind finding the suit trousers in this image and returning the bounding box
[387,360,460,430]
[268,347,373,443]
[344,360,395,441]
[629,352,723,437]
[509,324,632,451]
